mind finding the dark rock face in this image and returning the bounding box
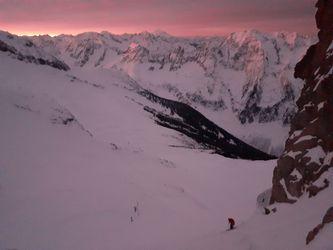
[306,206,333,244]
[140,89,276,160]
[271,0,333,203]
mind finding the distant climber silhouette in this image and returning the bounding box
[228,218,235,230]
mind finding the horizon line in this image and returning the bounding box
[3,28,316,38]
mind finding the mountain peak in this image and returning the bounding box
[152,29,172,37]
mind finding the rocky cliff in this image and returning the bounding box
[269,1,333,244]
[271,0,333,204]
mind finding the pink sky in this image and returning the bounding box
[0,0,317,36]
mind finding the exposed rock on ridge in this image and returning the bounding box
[306,206,333,244]
[271,0,333,204]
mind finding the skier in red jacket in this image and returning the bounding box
[228,218,235,230]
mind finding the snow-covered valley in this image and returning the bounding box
[0,28,332,250]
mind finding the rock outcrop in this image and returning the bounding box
[306,206,333,244]
[271,0,333,203]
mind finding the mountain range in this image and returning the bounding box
[0,29,315,155]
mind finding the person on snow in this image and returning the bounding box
[228,218,235,230]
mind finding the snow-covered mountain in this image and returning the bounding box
[1,14,332,248]
[28,30,315,155]
[0,31,69,71]
[0,29,276,160]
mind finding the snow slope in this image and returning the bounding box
[181,178,333,250]
[0,50,275,250]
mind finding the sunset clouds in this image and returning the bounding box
[0,0,317,36]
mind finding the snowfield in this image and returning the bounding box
[0,42,332,250]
